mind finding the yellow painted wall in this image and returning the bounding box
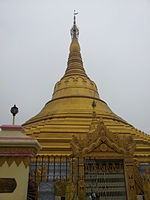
[0,161,29,200]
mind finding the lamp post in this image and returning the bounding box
[10,105,18,125]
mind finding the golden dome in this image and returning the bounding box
[23,17,150,161]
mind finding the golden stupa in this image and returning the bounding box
[23,15,150,164]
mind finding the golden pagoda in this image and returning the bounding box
[23,14,150,200]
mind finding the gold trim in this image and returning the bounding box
[0,157,31,168]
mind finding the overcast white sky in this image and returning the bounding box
[0,0,150,133]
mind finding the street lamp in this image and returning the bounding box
[10,105,19,125]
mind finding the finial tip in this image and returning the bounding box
[71,11,79,38]
[73,10,78,25]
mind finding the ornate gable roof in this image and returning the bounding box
[71,118,136,157]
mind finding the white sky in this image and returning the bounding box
[0,0,150,133]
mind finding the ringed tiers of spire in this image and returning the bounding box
[23,16,150,160]
[63,14,87,78]
[52,15,99,100]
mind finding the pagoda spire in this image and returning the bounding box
[63,12,88,78]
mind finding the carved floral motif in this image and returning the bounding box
[71,118,136,157]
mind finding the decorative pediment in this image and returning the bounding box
[82,136,125,155]
[71,118,135,157]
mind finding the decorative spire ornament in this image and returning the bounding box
[63,11,88,78]
[71,10,79,38]
[92,100,97,119]
[89,100,98,131]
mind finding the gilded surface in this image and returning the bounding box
[22,18,150,199]
[70,118,136,157]
[23,31,150,158]
[0,157,30,168]
[124,159,137,200]
[143,169,150,200]
[55,179,67,197]
[70,118,143,200]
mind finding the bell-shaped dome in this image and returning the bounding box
[24,16,119,125]
[23,16,150,159]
